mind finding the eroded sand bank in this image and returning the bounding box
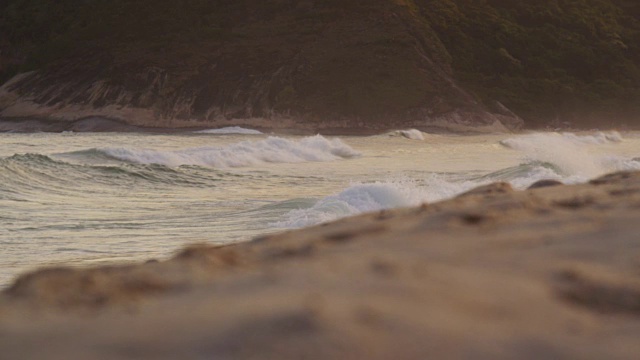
[1,172,640,359]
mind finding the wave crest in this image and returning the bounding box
[501,131,623,150]
[0,153,224,192]
[273,176,484,229]
[385,129,426,140]
[499,132,627,178]
[273,182,424,228]
[80,135,360,168]
[194,126,263,135]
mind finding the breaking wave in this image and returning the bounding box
[389,129,425,140]
[194,126,263,135]
[62,135,360,168]
[273,181,429,228]
[275,131,640,228]
[0,154,225,199]
[499,131,628,179]
[273,175,491,228]
[562,131,623,144]
[501,131,623,149]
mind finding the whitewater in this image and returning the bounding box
[1,128,639,286]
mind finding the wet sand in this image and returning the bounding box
[2,171,640,359]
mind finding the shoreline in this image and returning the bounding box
[0,115,634,136]
[2,171,640,358]
[0,115,504,136]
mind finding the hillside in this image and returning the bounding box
[421,0,640,127]
[0,0,638,130]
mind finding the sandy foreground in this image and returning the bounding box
[1,172,640,359]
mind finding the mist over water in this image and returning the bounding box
[1,129,639,286]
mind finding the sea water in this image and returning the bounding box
[1,128,639,287]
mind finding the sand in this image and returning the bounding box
[1,172,640,359]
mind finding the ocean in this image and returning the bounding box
[1,128,638,287]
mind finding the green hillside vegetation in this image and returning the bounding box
[1,0,639,127]
[0,0,245,78]
[1,0,457,122]
[419,0,640,126]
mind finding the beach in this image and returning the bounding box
[1,170,640,359]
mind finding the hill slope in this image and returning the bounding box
[0,0,638,130]
[420,0,640,127]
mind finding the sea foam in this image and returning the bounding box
[195,126,263,135]
[501,131,622,148]
[560,131,623,145]
[398,129,425,140]
[386,129,425,140]
[94,135,360,168]
[274,181,426,228]
[274,176,482,228]
[274,131,640,229]
[499,132,626,179]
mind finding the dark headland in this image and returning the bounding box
[1,0,640,133]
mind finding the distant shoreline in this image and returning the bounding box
[1,115,631,136]
[0,116,498,136]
